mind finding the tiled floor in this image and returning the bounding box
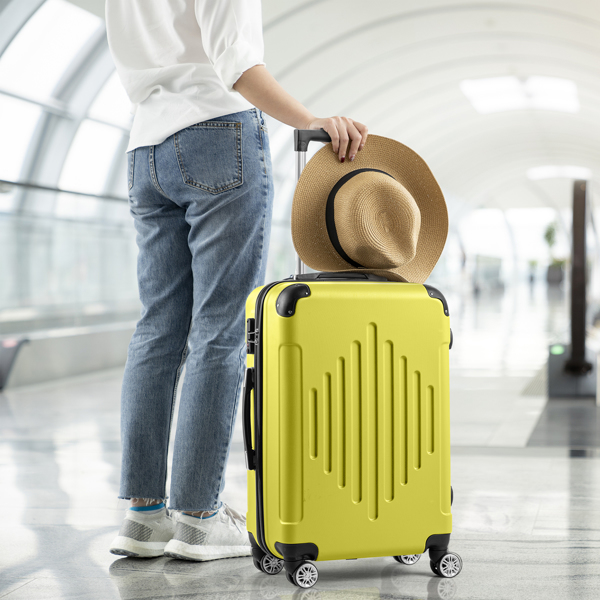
[1,279,599,599]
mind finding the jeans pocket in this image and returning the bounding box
[127,149,135,190]
[174,122,243,194]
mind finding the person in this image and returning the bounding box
[105,0,368,561]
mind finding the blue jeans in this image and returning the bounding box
[119,108,273,511]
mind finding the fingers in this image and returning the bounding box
[321,117,340,157]
[353,120,369,153]
[347,120,363,161]
[312,117,369,162]
[336,118,350,162]
[322,117,369,162]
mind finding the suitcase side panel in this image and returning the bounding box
[244,285,263,546]
[440,339,452,517]
[261,281,452,561]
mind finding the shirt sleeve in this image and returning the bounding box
[195,0,266,92]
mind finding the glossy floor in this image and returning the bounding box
[1,280,600,599]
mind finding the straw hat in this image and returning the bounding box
[291,134,448,283]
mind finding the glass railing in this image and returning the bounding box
[0,179,296,336]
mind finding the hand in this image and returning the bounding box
[306,116,368,162]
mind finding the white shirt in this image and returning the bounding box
[105,0,265,152]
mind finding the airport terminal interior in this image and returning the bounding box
[1,0,600,598]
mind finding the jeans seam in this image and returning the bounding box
[255,202,267,283]
[255,109,267,176]
[210,148,269,507]
[212,342,247,509]
[128,149,135,190]
[149,145,170,199]
[164,314,193,498]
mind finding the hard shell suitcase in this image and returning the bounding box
[243,130,462,589]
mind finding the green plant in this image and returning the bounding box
[544,222,557,250]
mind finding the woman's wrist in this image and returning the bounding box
[234,65,314,129]
[233,65,368,162]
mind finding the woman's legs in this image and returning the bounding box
[165,108,274,511]
[118,144,194,502]
[118,108,274,512]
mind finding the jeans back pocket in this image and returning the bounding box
[174,122,243,194]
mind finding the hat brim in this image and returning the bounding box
[291,134,448,284]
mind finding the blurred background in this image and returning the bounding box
[2,0,600,385]
[1,1,600,599]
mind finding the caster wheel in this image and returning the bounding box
[437,553,462,578]
[430,560,440,576]
[393,554,421,565]
[285,570,294,585]
[253,557,263,572]
[292,562,319,588]
[259,553,284,575]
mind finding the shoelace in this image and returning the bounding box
[222,503,246,534]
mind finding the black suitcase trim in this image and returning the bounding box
[253,279,283,555]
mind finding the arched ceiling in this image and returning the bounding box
[57,0,600,218]
[260,0,600,217]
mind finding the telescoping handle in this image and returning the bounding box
[293,129,332,277]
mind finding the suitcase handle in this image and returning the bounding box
[294,128,332,152]
[294,129,332,278]
[293,271,388,281]
[242,367,256,471]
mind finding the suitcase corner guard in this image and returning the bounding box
[424,533,452,563]
[423,284,449,316]
[274,541,319,568]
[276,284,311,317]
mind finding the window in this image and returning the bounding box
[0,0,102,101]
[460,76,579,114]
[88,71,133,130]
[58,120,123,197]
[0,94,42,182]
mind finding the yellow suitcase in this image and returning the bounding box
[242,131,462,589]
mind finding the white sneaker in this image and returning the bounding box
[110,506,176,558]
[164,503,251,561]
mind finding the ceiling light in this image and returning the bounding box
[460,76,579,114]
[527,165,592,180]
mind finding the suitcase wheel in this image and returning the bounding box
[393,554,421,565]
[290,561,319,588]
[431,552,462,578]
[258,553,284,575]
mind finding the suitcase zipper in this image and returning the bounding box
[252,280,283,556]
